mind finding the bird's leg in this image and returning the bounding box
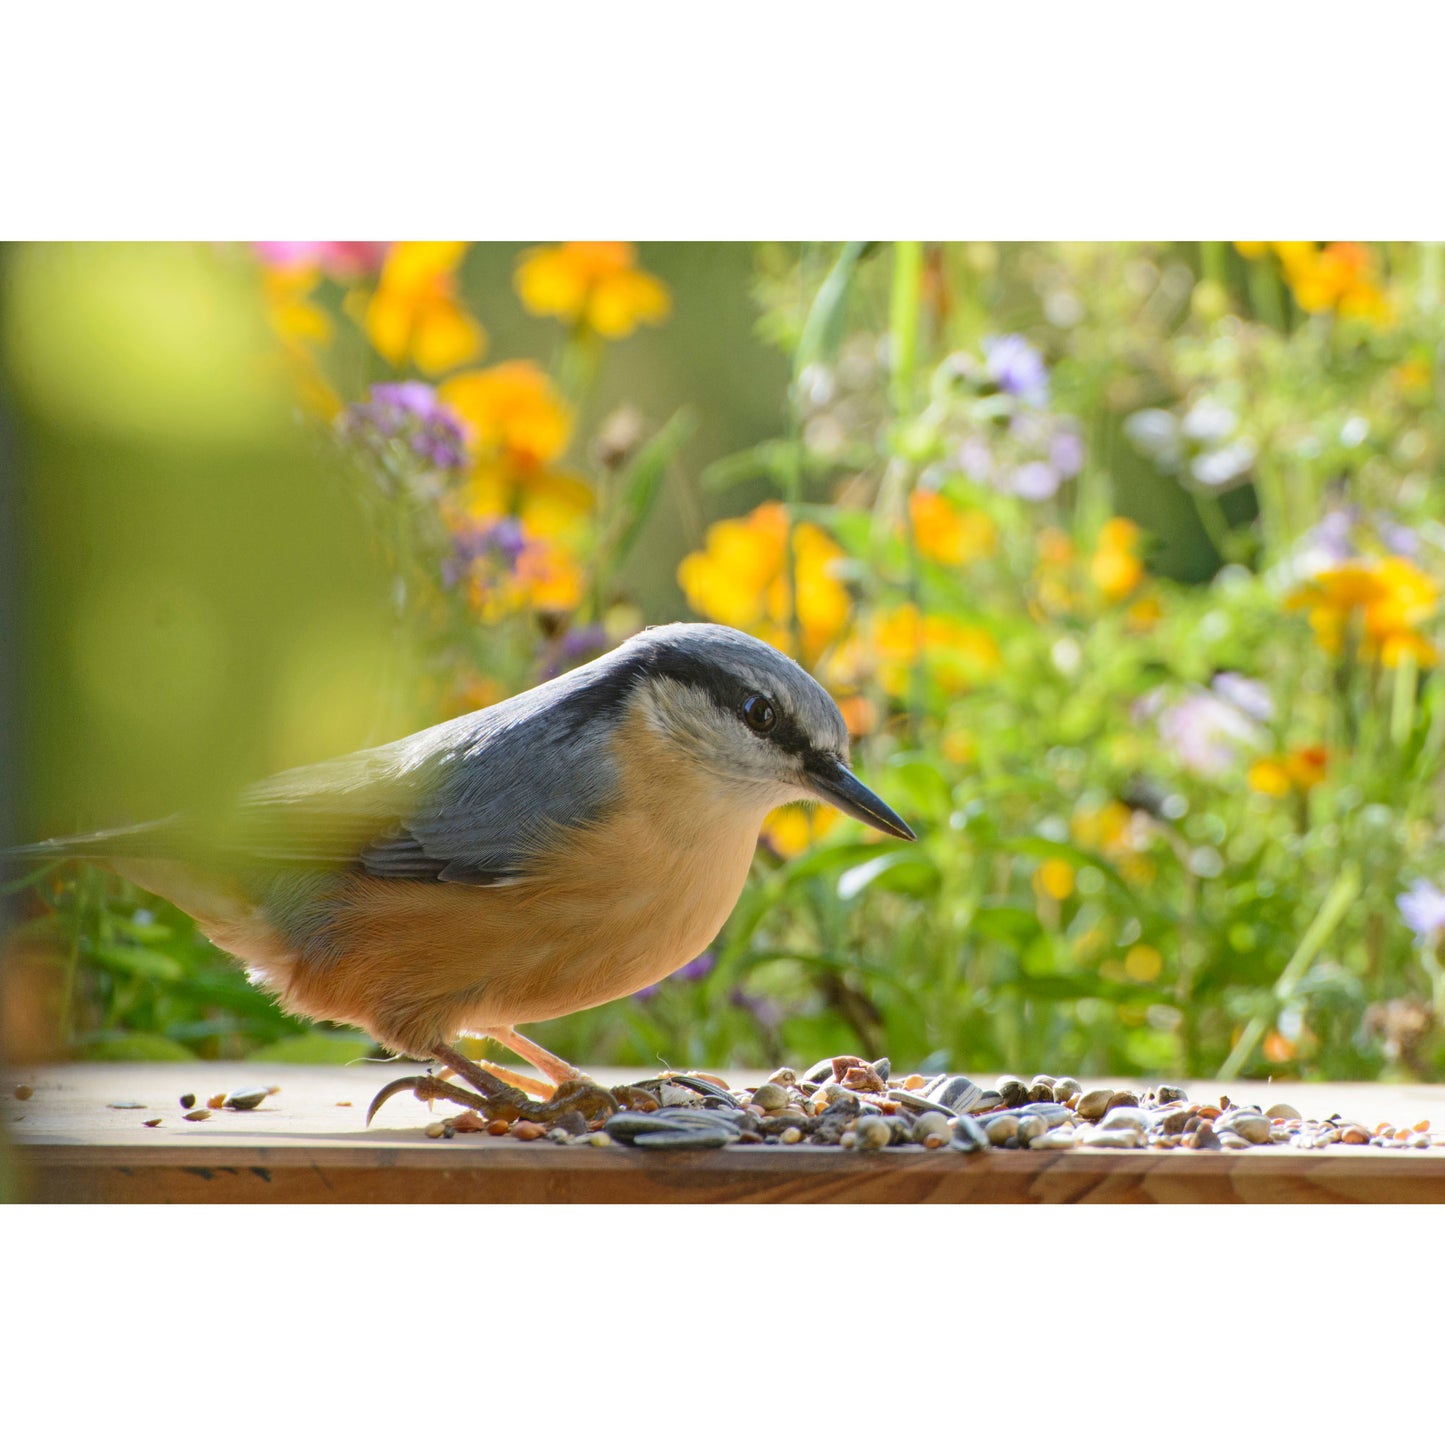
[438,1056,555,1099]
[486,1025,589,1085]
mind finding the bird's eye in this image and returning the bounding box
[741,693,777,734]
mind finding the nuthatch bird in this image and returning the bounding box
[8,623,915,1124]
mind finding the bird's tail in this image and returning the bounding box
[2,817,181,868]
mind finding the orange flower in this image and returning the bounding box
[1089,517,1145,601]
[440,361,572,470]
[453,521,585,622]
[1249,745,1329,798]
[908,489,997,567]
[677,501,850,660]
[1286,557,1438,667]
[1267,241,1391,326]
[365,242,486,374]
[515,242,671,339]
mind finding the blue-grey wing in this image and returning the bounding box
[233,668,626,885]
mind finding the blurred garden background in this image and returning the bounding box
[4,239,1445,1084]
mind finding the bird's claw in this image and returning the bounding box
[367,1070,618,1127]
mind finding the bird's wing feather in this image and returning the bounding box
[206,667,626,883]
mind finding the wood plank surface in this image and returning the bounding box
[7,1063,1445,1203]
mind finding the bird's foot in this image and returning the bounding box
[367,1044,619,1128]
[365,1072,511,1125]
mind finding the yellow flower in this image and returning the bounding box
[1125,594,1163,633]
[263,265,332,348]
[677,501,850,661]
[1072,800,1154,885]
[908,489,997,567]
[1031,526,1080,617]
[1246,758,1292,798]
[440,361,573,470]
[1394,358,1432,400]
[941,727,976,765]
[463,459,593,543]
[515,241,671,339]
[1089,517,1145,601]
[1286,557,1438,667]
[1123,944,1162,983]
[365,242,486,374]
[1033,859,1076,901]
[872,604,1001,698]
[257,265,342,419]
[1071,800,1136,856]
[762,802,838,858]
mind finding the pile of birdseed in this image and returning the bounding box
[431,1055,1441,1154]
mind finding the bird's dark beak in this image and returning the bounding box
[804,754,917,841]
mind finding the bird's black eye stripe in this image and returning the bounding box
[741,693,777,734]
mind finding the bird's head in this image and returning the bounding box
[617,623,915,840]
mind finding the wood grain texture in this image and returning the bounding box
[7,1063,1445,1204]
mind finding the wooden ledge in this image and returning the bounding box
[7,1063,1445,1204]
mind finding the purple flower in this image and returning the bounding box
[729,986,785,1032]
[1011,460,1062,501]
[444,518,528,588]
[539,624,611,680]
[1137,684,1265,778]
[1050,428,1085,479]
[1398,881,1445,945]
[983,334,1050,406]
[1210,671,1273,722]
[956,436,993,482]
[1380,520,1421,558]
[343,382,467,471]
[636,952,716,1001]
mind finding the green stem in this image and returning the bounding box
[1191,487,1234,565]
[1391,651,1419,752]
[1219,863,1361,1080]
[889,241,924,414]
[1244,254,1288,332]
[1420,242,1443,315]
[1199,240,1228,290]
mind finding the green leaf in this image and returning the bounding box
[970,905,1043,945]
[248,1030,375,1064]
[794,241,872,377]
[82,1032,197,1061]
[837,851,941,900]
[611,407,697,566]
[88,941,185,982]
[782,839,915,883]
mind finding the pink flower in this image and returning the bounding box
[253,242,390,278]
